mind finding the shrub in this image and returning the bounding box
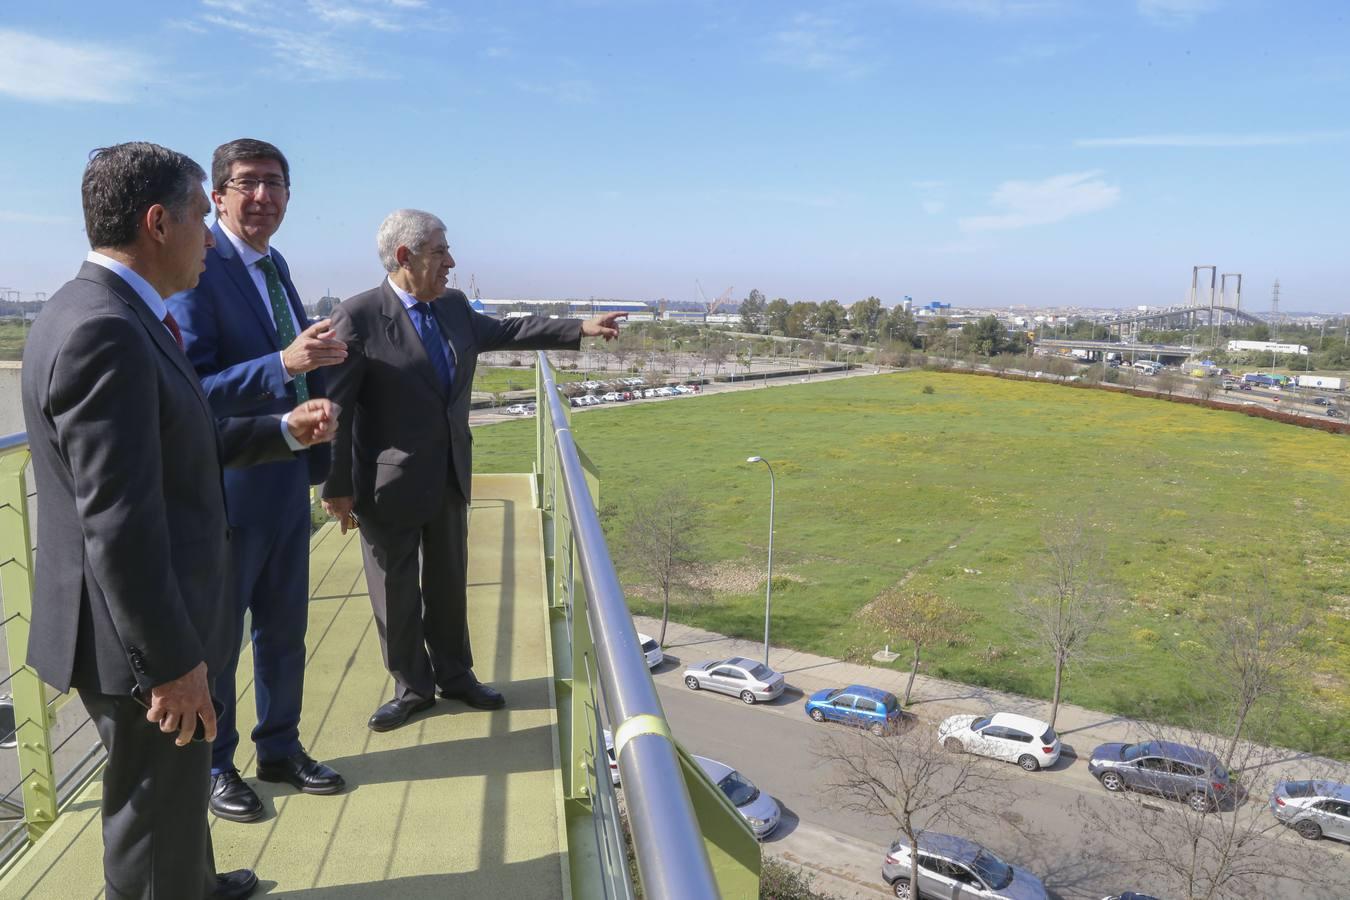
[761,858,840,900]
[922,384,936,395]
[1132,627,1161,644]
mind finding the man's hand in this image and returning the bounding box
[283,319,348,375]
[323,496,357,534]
[581,312,626,341]
[146,661,216,747]
[286,399,340,446]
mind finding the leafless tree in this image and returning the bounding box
[612,485,705,647]
[816,726,1014,900]
[1071,721,1340,900]
[861,589,972,706]
[1016,529,1118,729]
[1191,585,1308,766]
[1156,370,1181,397]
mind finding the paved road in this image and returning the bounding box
[652,675,1349,900]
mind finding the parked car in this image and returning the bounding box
[881,832,1047,899]
[938,713,1060,771]
[693,755,780,840]
[503,404,530,415]
[601,392,622,402]
[805,685,903,735]
[1312,396,1331,406]
[683,657,785,704]
[1086,740,1231,812]
[1270,779,1350,842]
[1101,894,1162,900]
[1327,407,1344,418]
[637,632,663,670]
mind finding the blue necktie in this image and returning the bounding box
[412,302,454,392]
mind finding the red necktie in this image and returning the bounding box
[162,311,185,352]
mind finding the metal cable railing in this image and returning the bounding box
[535,352,759,900]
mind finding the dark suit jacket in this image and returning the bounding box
[166,222,329,526]
[321,283,581,523]
[21,263,292,695]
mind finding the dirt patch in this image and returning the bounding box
[687,560,804,594]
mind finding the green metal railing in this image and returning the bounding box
[535,353,761,900]
[0,434,104,868]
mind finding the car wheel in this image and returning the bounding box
[870,722,886,736]
[943,736,964,753]
[1294,820,1322,841]
[1187,792,1213,814]
[684,676,700,691]
[739,690,756,705]
[1018,754,1038,772]
[809,709,826,723]
[891,877,912,899]
[1099,771,1125,792]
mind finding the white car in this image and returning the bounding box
[503,404,530,415]
[601,392,622,402]
[938,712,1061,771]
[683,657,785,704]
[637,632,664,670]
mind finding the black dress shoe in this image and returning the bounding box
[210,769,264,823]
[256,750,345,795]
[439,679,506,710]
[213,868,259,899]
[368,696,435,732]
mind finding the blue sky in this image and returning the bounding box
[1,0,1347,311]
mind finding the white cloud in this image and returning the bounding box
[0,29,155,103]
[915,0,1066,19]
[959,170,1119,232]
[765,13,870,77]
[307,1,403,32]
[1076,131,1349,148]
[202,14,379,79]
[1138,0,1219,26]
[922,200,947,215]
[519,79,597,104]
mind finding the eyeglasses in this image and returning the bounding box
[225,177,289,195]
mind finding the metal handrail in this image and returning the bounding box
[536,355,722,900]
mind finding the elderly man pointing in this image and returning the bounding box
[322,209,623,731]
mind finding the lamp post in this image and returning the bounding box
[745,456,775,668]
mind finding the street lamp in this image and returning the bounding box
[745,456,776,667]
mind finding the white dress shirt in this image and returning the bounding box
[387,276,456,366]
[218,224,299,382]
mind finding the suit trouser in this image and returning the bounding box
[358,490,472,701]
[211,501,311,773]
[81,690,217,900]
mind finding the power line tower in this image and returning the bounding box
[1270,278,1281,332]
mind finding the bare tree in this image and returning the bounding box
[1156,370,1181,397]
[861,589,972,706]
[1191,585,1307,766]
[816,726,1013,899]
[612,485,705,647]
[1016,530,1117,729]
[1071,722,1339,900]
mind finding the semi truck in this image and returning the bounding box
[1295,375,1344,391]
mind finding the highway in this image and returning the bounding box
[651,675,1350,899]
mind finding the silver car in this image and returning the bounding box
[881,832,1047,899]
[683,657,785,704]
[1271,779,1350,842]
[694,755,780,840]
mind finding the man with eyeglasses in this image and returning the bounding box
[168,139,348,824]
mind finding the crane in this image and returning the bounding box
[696,280,734,315]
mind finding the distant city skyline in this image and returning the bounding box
[1,1,1347,312]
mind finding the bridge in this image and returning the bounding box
[1036,338,1200,364]
[0,355,760,899]
[1093,303,1264,342]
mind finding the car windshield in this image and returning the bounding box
[1121,743,1148,762]
[718,771,759,807]
[1281,781,1318,798]
[1040,727,1057,744]
[825,688,845,701]
[883,695,900,713]
[746,663,774,680]
[640,639,658,652]
[969,849,1014,890]
[970,716,991,732]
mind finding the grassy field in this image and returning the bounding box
[0,321,29,360]
[474,371,1350,757]
[472,365,584,394]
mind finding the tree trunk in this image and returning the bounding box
[905,643,920,706]
[659,584,670,648]
[1050,655,1064,729]
[1224,702,1250,768]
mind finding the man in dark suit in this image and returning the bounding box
[20,142,337,899]
[321,209,622,731]
[168,139,347,823]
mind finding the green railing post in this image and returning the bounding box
[0,450,58,841]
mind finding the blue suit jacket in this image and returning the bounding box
[168,221,330,526]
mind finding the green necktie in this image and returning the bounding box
[256,255,309,404]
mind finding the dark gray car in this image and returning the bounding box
[1087,740,1232,813]
[881,832,1047,899]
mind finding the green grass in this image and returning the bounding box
[474,371,1350,758]
[472,365,584,394]
[0,321,30,360]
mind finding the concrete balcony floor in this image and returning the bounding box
[0,474,566,899]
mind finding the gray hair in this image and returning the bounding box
[377,209,447,273]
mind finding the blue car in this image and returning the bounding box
[804,685,903,735]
